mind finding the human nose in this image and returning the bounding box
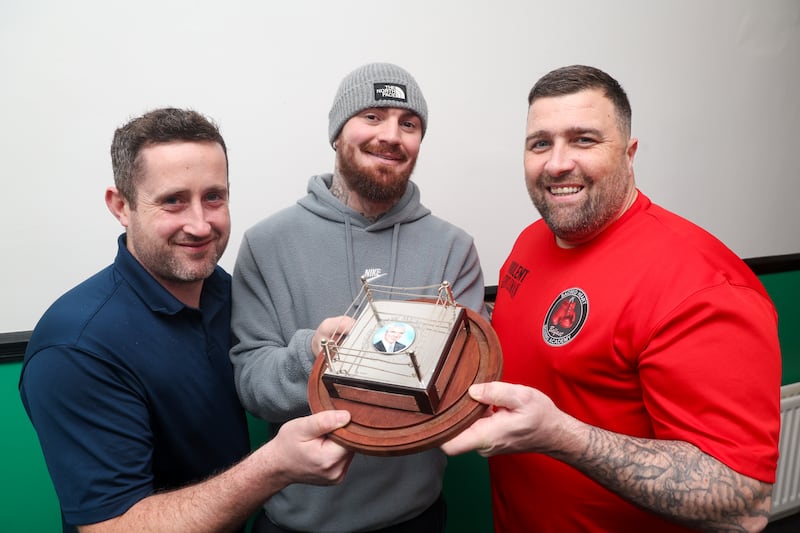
[376,119,402,144]
[183,200,212,236]
[543,141,576,177]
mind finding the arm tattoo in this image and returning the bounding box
[555,428,772,531]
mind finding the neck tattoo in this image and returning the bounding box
[329,173,382,223]
[329,175,349,205]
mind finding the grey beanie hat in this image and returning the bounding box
[328,62,428,148]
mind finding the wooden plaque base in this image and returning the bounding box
[308,307,502,456]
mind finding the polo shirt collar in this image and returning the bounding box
[113,234,227,316]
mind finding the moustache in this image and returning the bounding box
[361,142,408,162]
[538,171,588,185]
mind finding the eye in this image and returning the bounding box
[205,190,228,205]
[159,195,186,212]
[527,139,551,152]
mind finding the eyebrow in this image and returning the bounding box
[151,187,188,200]
[153,184,228,201]
[398,110,420,121]
[362,108,420,122]
[526,126,603,142]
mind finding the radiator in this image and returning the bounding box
[771,382,800,520]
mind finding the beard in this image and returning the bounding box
[144,240,224,283]
[528,170,630,244]
[129,224,227,285]
[336,139,416,203]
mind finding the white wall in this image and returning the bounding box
[2,0,799,333]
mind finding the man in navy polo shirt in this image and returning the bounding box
[19,108,353,533]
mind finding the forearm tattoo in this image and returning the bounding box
[556,427,772,531]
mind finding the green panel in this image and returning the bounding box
[759,271,800,385]
[443,451,493,532]
[247,413,270,449]
[0,360,61,531]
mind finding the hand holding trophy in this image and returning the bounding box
[308,278,502,455]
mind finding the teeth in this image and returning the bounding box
[550,186,581,195]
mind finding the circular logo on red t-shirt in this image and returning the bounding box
[542,288,589,346]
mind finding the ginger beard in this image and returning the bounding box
[336,138,417,204]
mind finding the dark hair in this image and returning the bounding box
[110,108,228,207]
[528,65,632,137]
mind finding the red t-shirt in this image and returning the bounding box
[490,192,780,532]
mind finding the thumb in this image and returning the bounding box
[302,410,351,439]
[469,381,523,410]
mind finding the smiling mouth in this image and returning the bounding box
[177,239,214,251]
[370,153,404,163]
[549,185,583,196]
[365,145,406,161]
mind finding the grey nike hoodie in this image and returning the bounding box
[230,174,486,532]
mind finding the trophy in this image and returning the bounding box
[308,278,502,455]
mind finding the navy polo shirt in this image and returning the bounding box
[20,235,250,531]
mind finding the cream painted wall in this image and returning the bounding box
[1,0,798,332]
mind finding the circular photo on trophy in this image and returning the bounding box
[372,322,415,354]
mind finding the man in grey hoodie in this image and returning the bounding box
[230,63,487,532]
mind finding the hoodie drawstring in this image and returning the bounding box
[388,223,400,295]
[343,216,358,301]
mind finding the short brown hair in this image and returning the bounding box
[110,108,228,207]
[528,65,632,137]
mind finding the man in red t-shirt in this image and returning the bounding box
[442,65,780,532]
